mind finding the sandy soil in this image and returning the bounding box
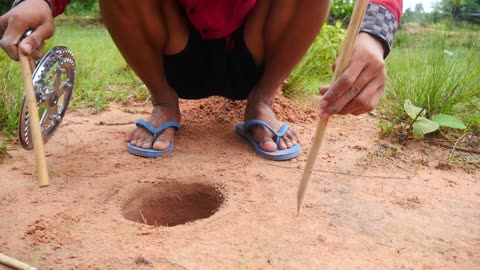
[0,96,479,270]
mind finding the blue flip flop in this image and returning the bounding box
[235,119,301,161]
[127,119,180,158]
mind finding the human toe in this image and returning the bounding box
[125,129,134,142]
[152,133,172,151]
[282,135,295,148]
[258,131,278,152]
[141,137,154,149]
[260,139,278,152]
[253,127,277,152]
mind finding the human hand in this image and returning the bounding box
[0,0,54,60]
[319,32,386,120]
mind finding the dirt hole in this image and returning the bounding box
[122,182,224,227]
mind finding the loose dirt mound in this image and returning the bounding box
[179,95,318,126]
[0,97,479,269]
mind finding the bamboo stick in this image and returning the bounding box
[0,252,37,270]
[19,50,49,187]
[297,0,369,215]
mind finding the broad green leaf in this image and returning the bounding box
[432,114,466,129]
[412,118,439,138]
[404,99,426,119]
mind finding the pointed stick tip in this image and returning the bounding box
[296,204,302,217]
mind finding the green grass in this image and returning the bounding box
[394,23,480,51]
[283,22,346,99]
[284,21,479,141]
[51,19,146,110]
[1,18,479,159]
[0,54,23,137]
[381,26,480,136]
[0,18,146,154]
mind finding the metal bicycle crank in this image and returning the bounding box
[18,46,76,150]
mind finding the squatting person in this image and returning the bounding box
[0,0,402,160]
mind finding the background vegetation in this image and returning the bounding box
[0,0,98,14]
[0,0,479,159]
[380,27,480,138]
[403,0,480,24]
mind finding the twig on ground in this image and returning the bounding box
[95,121,134,126]
[312,169,411,180]
[62,120,86,126]
[425,138,454,143]
[451,132,470,158]
[259,162,411,180]
[428,141,480,155]
[132,95,152,106]
[138,209,148,225]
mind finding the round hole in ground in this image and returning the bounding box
[121,182,224,227]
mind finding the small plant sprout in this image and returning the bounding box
[404,99,466,138]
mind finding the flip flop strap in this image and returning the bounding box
[243,120,290,146]
[135,120,180,141]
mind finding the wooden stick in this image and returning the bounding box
[0,252,38,270]
[19,50,49,187]
[297,0,369,215]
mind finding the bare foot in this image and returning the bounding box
[125,103,181,150]
[244,96,300,152]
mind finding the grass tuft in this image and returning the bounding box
[380,29,480,135]
[283,22,346,99]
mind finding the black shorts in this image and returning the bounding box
[163,16,263,100]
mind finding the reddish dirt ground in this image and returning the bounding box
[0,96,479,269]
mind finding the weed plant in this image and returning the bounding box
[380,30,480,135]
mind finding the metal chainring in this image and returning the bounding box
[18,46,76,150]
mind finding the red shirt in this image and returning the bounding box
[371,0,402,22]
[52,0,402,39]
[51,0,71,18]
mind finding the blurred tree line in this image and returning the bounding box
[1,0,478,25]
[438,0,480,23]
[404,0,480,24]
[327,0,479,26]
[0,0,98,15]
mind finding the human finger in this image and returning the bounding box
[334,61,384,115]
[19,22,54,57]
[339,79,384,116]
[31,41,45,60]
[319,61,368,119]
[0,16,26,60]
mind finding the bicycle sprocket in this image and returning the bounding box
[18,46,76,150]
